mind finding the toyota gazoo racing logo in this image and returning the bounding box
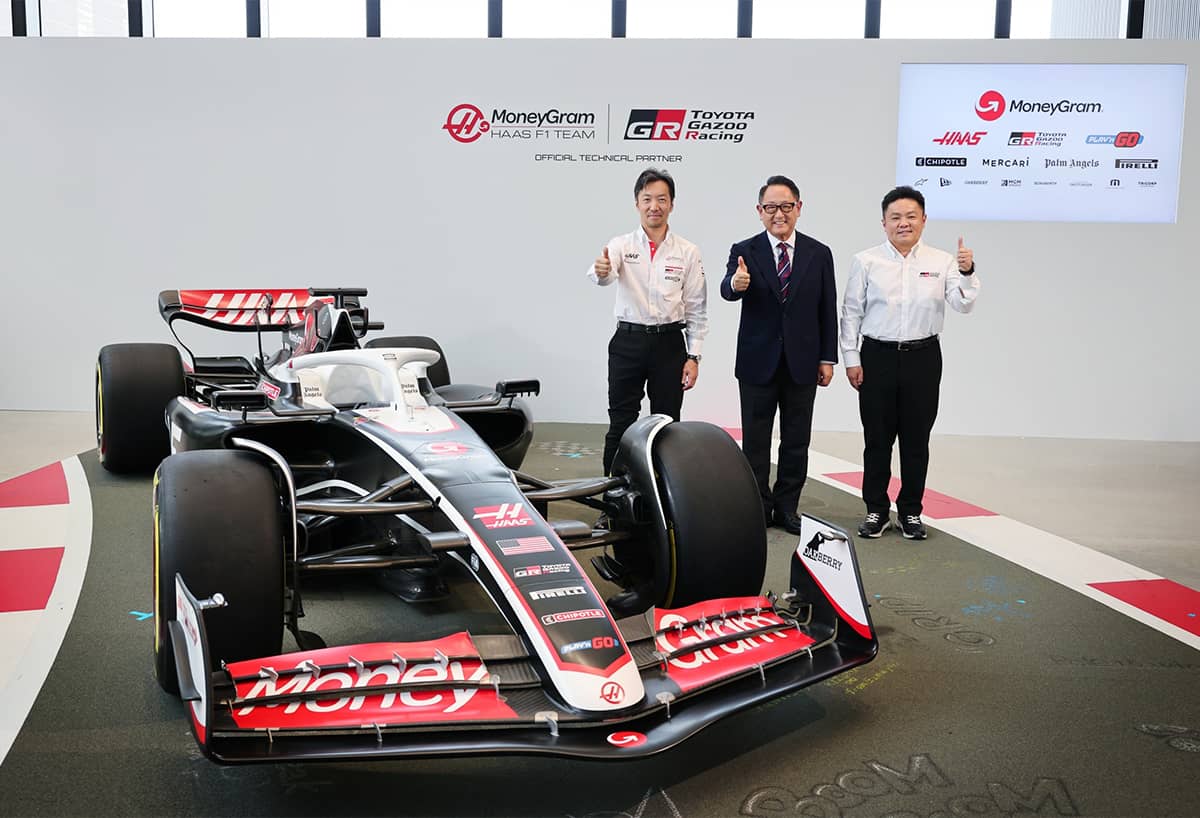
[1086,131,1144,147]
[975,90,1005,121]
[472,502,534,529]
[625,108,755,143]
[1008,131,1066,147]
[932,131,986,146]
[512,562,572,579]
[443,104,490,143]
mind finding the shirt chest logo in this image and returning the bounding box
[918,270,940,278]
[624,253,641,262]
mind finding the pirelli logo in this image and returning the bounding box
[1114,158,1159,169]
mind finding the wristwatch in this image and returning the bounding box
[687,354,701,363]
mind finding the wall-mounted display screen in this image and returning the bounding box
[896,63,1187,223]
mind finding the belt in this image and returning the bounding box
[864,335,939,351]
[617,321,686,334]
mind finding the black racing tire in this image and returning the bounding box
[364,335,450,387]
[153,450,286,695]
[652,422,767,608]
[96,343,184,474]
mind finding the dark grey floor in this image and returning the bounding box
[1,423,1198,818]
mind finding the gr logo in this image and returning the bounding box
[625,109,686,140]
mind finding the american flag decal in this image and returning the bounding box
[496,536,554,556]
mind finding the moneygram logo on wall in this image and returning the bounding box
[896,63,1185,223]
[974,88,1103,121]
[442,103,598,144]
[624,108,755,143]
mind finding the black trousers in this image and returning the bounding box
[858,336,942,518]
[738,359,817,517]
[603,325,686,475]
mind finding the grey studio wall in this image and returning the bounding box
[0,36,1195,441]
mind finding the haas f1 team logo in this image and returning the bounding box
[975,90,1005,121]
[443,104,490,143]
[472,503,534,529]
[600,681,625,704]
[933,131,985,146]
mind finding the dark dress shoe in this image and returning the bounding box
[772,510,805,535]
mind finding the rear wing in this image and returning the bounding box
[158,289,334,333]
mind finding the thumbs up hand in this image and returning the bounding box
[732,256,751,292]
[957,237,974,273]
[595,246,612,279]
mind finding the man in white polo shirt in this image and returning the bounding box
[588,168,708,476]
[840,185,981,541]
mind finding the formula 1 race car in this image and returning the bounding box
[95,287,877,763]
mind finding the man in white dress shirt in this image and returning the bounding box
[588,168,708,476]
[840,186,980,540]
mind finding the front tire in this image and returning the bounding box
[96,343,184,474]
[153,450,286,695]
[651,422,767,608]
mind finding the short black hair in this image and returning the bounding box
[881,186,925,216]
[634,168,675,201]
[758,175,800,202]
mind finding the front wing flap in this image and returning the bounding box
[171,516,877,762]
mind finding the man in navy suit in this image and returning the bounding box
[720,175,838,535]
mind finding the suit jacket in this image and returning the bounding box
[719,230,838,386]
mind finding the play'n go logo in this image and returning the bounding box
[975,90,1005,121]
[443,104,490,143]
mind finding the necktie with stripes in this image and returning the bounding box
[777,241,792,301]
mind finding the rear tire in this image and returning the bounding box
[364,335,450,387]
[153,450,286,695]
[96,343,184,473]
[652,422,767,608]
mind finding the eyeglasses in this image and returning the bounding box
[760,202,798,214]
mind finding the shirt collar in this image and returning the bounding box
[767,231,796,253]
[638,227,671,248]
[884,237,923,259]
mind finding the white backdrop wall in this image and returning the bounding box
[0,37,1196,441]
